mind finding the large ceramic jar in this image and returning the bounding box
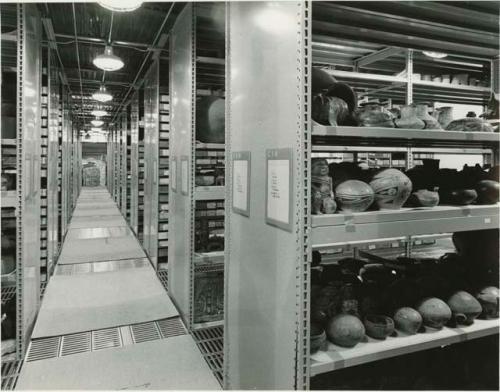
[335,180,374,212]
[416,297,452,329]
[393,307,423,335]
[326,314,365,348]
[415,104,442,129]
[437,107,453,128]
[369,169,412,209]
[395,105,425,129]
[475,287,499,319]
[355,103,395,128]
[447,291,482,325]
[196,96,225,143]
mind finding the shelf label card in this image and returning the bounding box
[171,157,177,192]
[181,156,189,196]
[265,148,293,232]
[232,151,251,217]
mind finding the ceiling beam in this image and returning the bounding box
[54,33,169,52]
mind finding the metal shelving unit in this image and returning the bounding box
[40,50,49,281]
[129,92,140,234]
[168,3,226,332]
[158,90,170,270]
[1,3,43,363]
[224,2,499,389]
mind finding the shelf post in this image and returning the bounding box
[406,49,413,105]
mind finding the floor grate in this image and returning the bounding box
[1,360,22,390]
[25,317,187,363]
[192,326,224,386]
[157,269,168,291]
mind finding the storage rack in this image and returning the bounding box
[120,111,128,216]
[224,2,499,389]
[0,3,43,362]
[137,90,146,243]
[40,48,49,281]
[126,105,132,222]
[169,3,226,330]
[129,92,140,234]
[158,90,170,270]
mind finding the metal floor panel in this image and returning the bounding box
[69,216,128,229]
[66,226,133,240]
[31,268,179,339]
[58,236,145,264]
[72,207,122,217]
[16,335,221,390]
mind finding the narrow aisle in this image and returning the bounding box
[16,188,220,390]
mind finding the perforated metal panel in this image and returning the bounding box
[60,332,91,357]
[193,326,224,386]
[1,360,23,390]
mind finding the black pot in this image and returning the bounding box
[475,180,500,204]
[439,189,477,205]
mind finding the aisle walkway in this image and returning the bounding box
[16,187,220,390]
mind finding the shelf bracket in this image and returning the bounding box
[406,49,413,105]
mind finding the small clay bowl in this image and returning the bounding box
[364,314,395,340]
[310,323,327,353]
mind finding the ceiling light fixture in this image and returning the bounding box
[422,51,448,59]
[98,0,143,12]
[92,85,113,102]
[91,109,108,117]
[91,119,104,127]
[93,45,124,71]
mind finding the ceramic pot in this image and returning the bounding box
[312,94,332,125]
[195,175,215,186]
[312,67,337,95]
[475,287,499,319]
[415,104,442,129]
[335,180,374,212]
[416,297,452,329]
[407,189,440,207]
[393,307,423,335]
[363,314,395,340]
[312,159,337,215]
[310,323,327,353]
[445,118,494,132]
[475,180,500,204]
[447,291,482,326]
[437,107,453,128]
[196,96,225,143]
[355,103,395,128]
[395,105,425,129]
[369,169,413,209]
[439,189,477,205]
[326,314,365,348]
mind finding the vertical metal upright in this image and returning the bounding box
[143,60,160,268]
[61,88,70,234]
[130,92,140,233]
[47,49,60,277]
[15,3,43,359]
[224,2,311,389]
[168,3,195,324]
[121,111,128,216]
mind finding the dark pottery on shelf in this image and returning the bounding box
[369,169,412,209]
[196,96,225,143]
[475,286,499,319]
[438,189,477,205]
[326,314,365,348]
[312,67,337,95]
[359,263,397,286]
[325,83,358,114]
[475,180,500,204]
[447,291,482,326]
[393,307,423,335]
[407,189,439,207]
[416,297,452,329]
[310,322,327,353]
[335,180,374,212]
[363,314,395,340]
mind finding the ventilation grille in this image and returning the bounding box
[26,336,61,362]
[25,317,187,362]
[61,332,91,357]
[92,328,121,351]
[55,258,150,276]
